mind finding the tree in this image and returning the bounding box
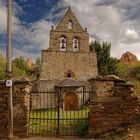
[27,57,41,80]
[108,57,118,75]
[116,61,140,81]
[116,63,130,79]
[0,55,42,80]
[12,56,27,71]
[0,54,6,80]
[129,62,140,80]
[12,56,28,78]
[89,41,118,76]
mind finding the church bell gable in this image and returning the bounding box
[40,5,98,81]
[55,7,84,32]
[48,6,89,52]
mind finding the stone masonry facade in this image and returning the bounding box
[40,7,98,83]
[88,77,140,138]
[0,80,31,139]
[41,51,97,81]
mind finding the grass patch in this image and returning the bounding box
[29,107,89,136]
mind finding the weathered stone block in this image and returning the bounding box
[0,80,31,138]
[88,78,140,138]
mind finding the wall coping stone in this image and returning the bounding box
[88,77,125,83]
[90,96,123,103]
[114,82,134,87]
[0,80,30,85]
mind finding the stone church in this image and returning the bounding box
[32,6,98,110]
[39,6,98,91]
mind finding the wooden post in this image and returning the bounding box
[7,0,13,139]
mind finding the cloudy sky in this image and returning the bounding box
[0,0,140,60]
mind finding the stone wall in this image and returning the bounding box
[0,80,31,138]
[55,7,84,32]
[40,7,98,82]
[49,31,89,52]
[49,7,89,52]
[88,78,140,138]
[0,81,8,138]
[40,51,98,81]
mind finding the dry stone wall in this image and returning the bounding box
[0,80,31,139]
[88,78,140,138]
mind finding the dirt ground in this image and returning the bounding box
[119,124,140,140]
[18,136,88,140]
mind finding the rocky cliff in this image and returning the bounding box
[120,51,138,65]
[26,58,34,69]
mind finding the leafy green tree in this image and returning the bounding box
[12,56,27,71]
[116,61,140,81]
[12,56,28,78]
[89,41,118,76]
[116,63,130,79]
[12,63,27,78]
[129,62,140,80]
[0,54,6,80]
[108,57,118,75]
[116,62,140,96]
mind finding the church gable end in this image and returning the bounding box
[48,7,89,52]
[55,7,84,32]
[40,6,98,81]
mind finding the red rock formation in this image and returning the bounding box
[26,58,33,69]
[120,51,138,66]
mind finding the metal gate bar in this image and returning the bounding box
[29,91,89,136]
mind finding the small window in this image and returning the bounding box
[64,70,75,79]
[73,38,79,52]
[67,73,72,78]
[68,20,72,30]
[60,37,67,51]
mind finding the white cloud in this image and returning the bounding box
[0,0,51,60]
[125,29,139,39]
[27,20,51,50]
[0,0,23,33]
[11,19,51,61]
[62,0,140,59]
[0,0,140,60]
[0,2,7,32]
[112,42,140,59]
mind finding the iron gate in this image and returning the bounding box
[29,91,90,136]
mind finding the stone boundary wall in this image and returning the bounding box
[0,80,31,139]
[88,78,140,138]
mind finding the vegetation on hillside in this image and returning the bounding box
[89,41,140,80]
[116,61,140,81]
[12,56,28,78]
[89,41,140,95]
[0,54,40,81]
[0,41,140,86]
[0,55,6,80]
[116,62,140,96]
